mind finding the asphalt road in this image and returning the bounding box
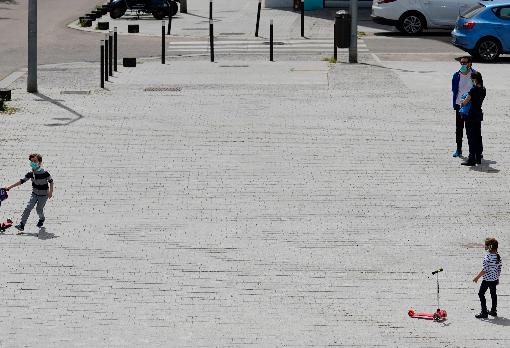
[0,0,161,80]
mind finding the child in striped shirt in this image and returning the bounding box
[473,237,502,318]
[3,154,53,233]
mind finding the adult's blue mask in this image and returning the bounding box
[460,65,468,73]
[30,162,39,170]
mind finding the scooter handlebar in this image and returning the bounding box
[432,268,443,275]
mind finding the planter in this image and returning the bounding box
[86,12,99,19]
[101,4,110,14]
[97,21,110,30]
[123,58,136,67]
[81,19,93,27]
[92,10,102,18]
[128,24,139,33]
[0,89,12,102]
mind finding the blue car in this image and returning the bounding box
[451,0,510,62]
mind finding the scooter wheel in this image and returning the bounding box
[408,309,415,317]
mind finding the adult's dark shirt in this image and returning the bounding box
[468,85,486,121]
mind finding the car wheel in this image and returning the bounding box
[475,38,501,62]
[152,8,167,20]
[109,6,126,19]
[398,13,424,35]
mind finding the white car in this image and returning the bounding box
[371,0,480,34]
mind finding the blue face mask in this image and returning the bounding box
[30,162,39,170]
[460,64,468,73]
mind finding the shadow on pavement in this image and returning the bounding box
[470,159,499,173]
[17,227,58,240]
[35,93,85,127]
[481,316,510,326]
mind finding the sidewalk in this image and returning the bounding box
[1,57,509,346]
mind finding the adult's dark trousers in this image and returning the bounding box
[479,280,498,312]
[455,107,464,151]
[465,118,483,161]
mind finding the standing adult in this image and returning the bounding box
[451,56,476,158]
[460,71,486,166]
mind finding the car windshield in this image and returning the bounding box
[461,3,486,18]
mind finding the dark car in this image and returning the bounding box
[110,0,179,20]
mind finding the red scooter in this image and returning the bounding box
[409,268,448,322]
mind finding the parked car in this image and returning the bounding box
[110,0,179,20]
[452,1,510,62]
[371,0,480,34]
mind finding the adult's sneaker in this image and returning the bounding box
[36,219,45,228]
[15,223,24,232]
[452,150,462,157]
[488,310,497,317]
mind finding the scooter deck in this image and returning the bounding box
[0,219,13,232]
[408,308,447,321]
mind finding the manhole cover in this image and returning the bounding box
[263,41,285,45]
[60,90,91,95]
[144,86,182,92]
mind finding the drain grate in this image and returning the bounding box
[144,86,182,92]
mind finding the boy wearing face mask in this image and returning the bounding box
[451,56,476,158]
[3,153,54,233]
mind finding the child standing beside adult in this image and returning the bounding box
[460,71,486,166]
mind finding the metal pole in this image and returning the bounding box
[180,0,187,13]
[162,21,166,64]
[27,0,37,93]
[104,34,109,82]
[209,19,214,62]
[114,27,118,72]
[100,41,105,88]
[333,23,337,61]
[270,20,273,62]
[209,0,213,20]
[301,0,304,37]
[349,0,358,63]
[109,31,113,76]
[255,0,261,37]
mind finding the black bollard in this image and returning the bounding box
[109,31,113,76]
[270,20,274,61]
[100,40,104,88]
[162,21,166,64]
[209,0,213,20]
[114,27,118,72]
[209,19,214,62]
[301,0,304,37]
[255,0,261,37]
[105,35,109,82]
[333,23,337,61]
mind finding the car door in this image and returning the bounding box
[494,6,510,51]
[421,0,460,26]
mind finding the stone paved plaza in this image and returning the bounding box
[0,56,509,346]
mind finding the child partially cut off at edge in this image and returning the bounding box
[3,153,53,234]
[473,237,502,318]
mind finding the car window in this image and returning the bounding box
[461,3,485,18]
[495,7,510,19]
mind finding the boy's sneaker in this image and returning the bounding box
[488,310,497,317]
[15,223,24,234]
[452,150,462,157]
[36,219,45,228]
[475,311,488,319]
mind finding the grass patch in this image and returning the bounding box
[0,103,17,115]
[357,31,367,37]
[322,56,337,64]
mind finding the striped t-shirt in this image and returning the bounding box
[483,253,502,282]
[20,167,53,196]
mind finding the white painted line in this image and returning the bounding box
[0,70,25,89]
[170,40,365,45]
[169,49,370,53]
[371,53,382,65]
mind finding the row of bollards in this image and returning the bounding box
[100,27,117,88]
